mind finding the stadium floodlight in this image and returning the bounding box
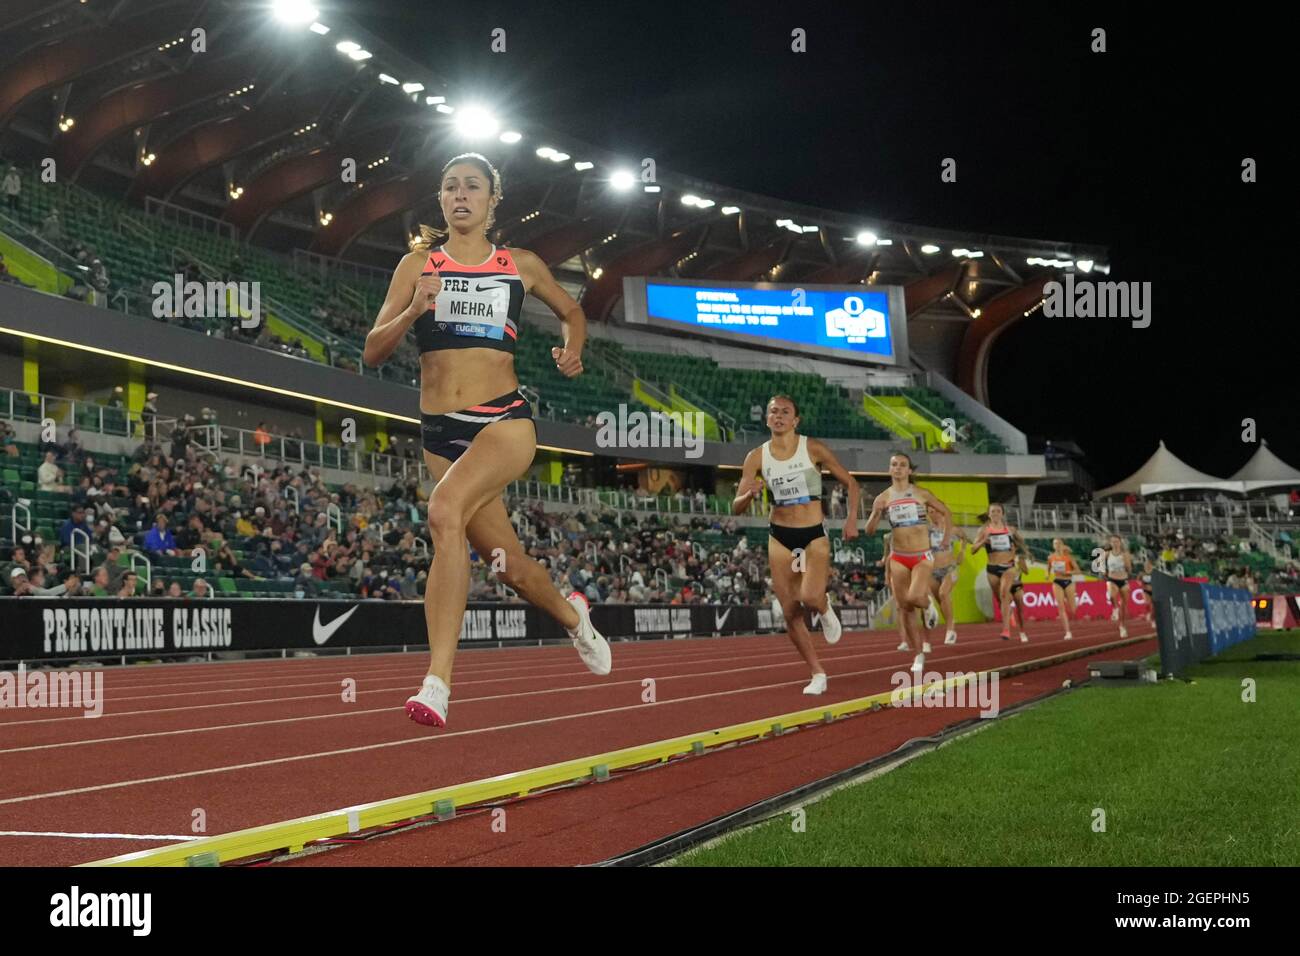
[425,95,446,105]
[643,185,661,193]
[348,49,372,61]
[972,308,982,318]
[335,40,359,53]
[876,239,892,246]
[721,206,739,215]
[775,218,793,227]
[697,199,716,209]
[921,243,940,254]
[435,104,454,114]
[455,106,499,139]
[609,170,635,190]
[592,268,604,279]
[801,225,818,232]
[855,231,878,246]
[536,146,557,159]
[402,82,424,94]
[574,161,594,171]
[681,195,700,206]
[273,0,319,25]
[499,131,522,143]
[1077,259,1094,273]
[309,22,329,35]
[550,152,570,162]
[378,74,399,85]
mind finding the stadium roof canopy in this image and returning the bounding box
[0,0,1109,401]
[1228,440,1300,492]
[1097,441,1250,498]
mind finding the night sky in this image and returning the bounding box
[358,0,1287,487]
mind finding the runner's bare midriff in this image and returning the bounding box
[419,349,518,416]
[771,499,823,529]
[891,526,928,554]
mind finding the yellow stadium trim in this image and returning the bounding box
[81,634,1148,867]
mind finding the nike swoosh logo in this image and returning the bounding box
[475,282,497,292]
[714,608,732,629]
[313,606,359,645]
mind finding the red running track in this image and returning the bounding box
[0,617,1156,866]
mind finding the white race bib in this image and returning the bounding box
[771,472,812,504]
[436,278,509,340]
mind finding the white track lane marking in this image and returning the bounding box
[52,635,809,690]
[0,626,1153,806]
[64,640,906,704]
[0,625,1143,733]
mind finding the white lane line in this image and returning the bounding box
[74,642,877,704]
[0,626,1147,732]
[55,636,803,690]
[0,633,1041,732]
[0,631,1149,805]
[80,638,804,693]
[0,830,195,840]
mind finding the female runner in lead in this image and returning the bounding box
[864,452,953,673]
[734,395,859,695]
[365,153,611,727]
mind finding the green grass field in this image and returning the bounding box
[672,630,1300,866]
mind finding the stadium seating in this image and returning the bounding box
[2,161,1002,450]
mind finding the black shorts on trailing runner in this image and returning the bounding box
[987,564,1023,592]
[769,522,827,552]
[1053,578,1074,590]
[420,389,533,463]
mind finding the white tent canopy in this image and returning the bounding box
[1227,440,1300,492]
[1097,440,1247,498]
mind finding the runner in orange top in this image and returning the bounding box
[1047,538,1083,640]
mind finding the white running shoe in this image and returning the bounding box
[944,631,957,645]
[924,604,939,630]
[405,674,450,727]
[1111,608,1119,622]
[1119,625,1128,638]
[922,641,932,654]
[802,673,828,695]
[1019,632,1030,643]
[821,596,842,645]
[1063,631,1073,641]
[911,653,925,674]
[566,592,612,675]
[897,640,910,651]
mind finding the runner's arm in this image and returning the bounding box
[732,448,763,515]
[918,488,954,548]
[516,248,585,378]
[364,252,427,367]
[1012,528,1031,572]
[809,439,859,537]
[863,491,887,536]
